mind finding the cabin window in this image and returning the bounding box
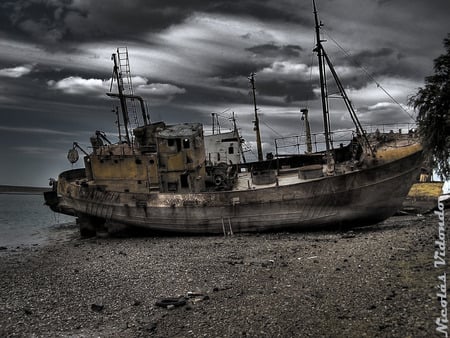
[135,158,142,164]
[149,159,155,165]
[228,146,234,154]
[167,138,182,152]
[180,174,189,188]
[217,153,221,161]
[183,138,190,149]
[168,182,178,192]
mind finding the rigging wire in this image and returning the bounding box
[260,118,284,138]
[211,108,235,132]
[219,112,255,158]
[323,29,415,122]
[305,35,318,110]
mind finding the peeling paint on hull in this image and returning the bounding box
[50,150,422,234]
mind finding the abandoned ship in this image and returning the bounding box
[44,2,423,236]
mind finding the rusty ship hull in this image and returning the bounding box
[47,141,422,235]
[44,5,424,236]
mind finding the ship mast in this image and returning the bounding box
[312,0,375,157]
[313,0,332,160]
[301,108,313,153]
[249,72,263,162]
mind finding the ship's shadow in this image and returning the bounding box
[94,214,427,240]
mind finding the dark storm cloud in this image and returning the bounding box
[256,79,314,104]
[347,48,400,76]
[0,0,187,45]
[210,43,305,83]
[246,43,303,59]
[209,0,310,25]
[334,46,426,84]
[212,60,269,80]
[0,0,309,49]
[352,48,397,61]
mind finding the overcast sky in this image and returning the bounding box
[0,0,449,187]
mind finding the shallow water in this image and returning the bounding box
[0,193,75,248]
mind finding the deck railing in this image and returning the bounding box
[274,122,417,156]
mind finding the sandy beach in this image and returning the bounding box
[0,213,445,337]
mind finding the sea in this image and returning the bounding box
[0,193,76,249]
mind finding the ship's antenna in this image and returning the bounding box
[248,72,263,161]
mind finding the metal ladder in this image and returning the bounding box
[116,47,140,128]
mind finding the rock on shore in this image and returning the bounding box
[0,214,444,337]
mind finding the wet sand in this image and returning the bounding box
[0,213,445,337]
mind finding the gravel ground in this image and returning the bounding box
[0,213,446,337]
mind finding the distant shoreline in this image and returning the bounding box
[0,185,49,195]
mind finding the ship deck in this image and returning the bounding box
[233,169,315,191]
